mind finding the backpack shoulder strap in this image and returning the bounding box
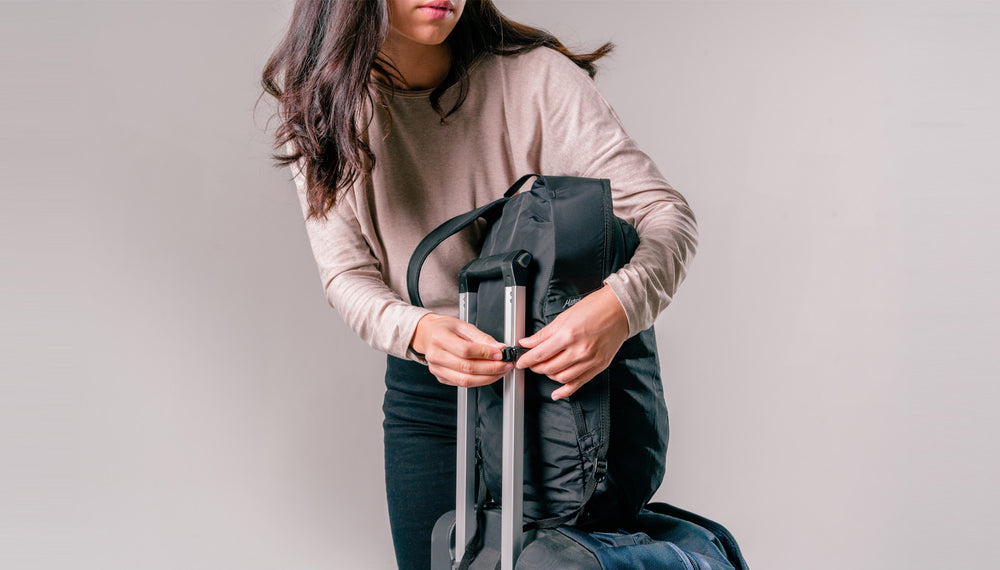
[504,173,541,198]
[406,173,543,307]
[406,198,507,308]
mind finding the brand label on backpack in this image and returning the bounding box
[563,298,582,309]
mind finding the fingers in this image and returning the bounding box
[539,357,601,397]
[416,314,510,388]
[450,321,505,361]
[428,349,512,386]
[428,364,512,388]
[417,315,504,360]
[513,288,628,399]
[514,327,561,370]
[517,328,546,349]
[517,329,604,400]
[552,376,592,401]
[516,322,593,379]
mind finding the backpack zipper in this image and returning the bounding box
[602,181,613,278]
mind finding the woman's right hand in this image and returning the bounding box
[411,313,512,387]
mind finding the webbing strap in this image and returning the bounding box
[406,198,507,308]
[502,173,540,198]
[456,461,490,570]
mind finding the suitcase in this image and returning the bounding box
[430,250,533,570]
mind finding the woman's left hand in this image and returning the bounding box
[515,285,629,400]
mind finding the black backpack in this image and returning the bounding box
[407,173,668,529]
[410,174,748,570]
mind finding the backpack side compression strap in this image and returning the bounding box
[406,197,508,308]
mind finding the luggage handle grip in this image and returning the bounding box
[459,250,532,293]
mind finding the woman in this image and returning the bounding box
[262,1,697,568]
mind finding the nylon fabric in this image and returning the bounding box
[471,176,666,527]
[555,508,738,570]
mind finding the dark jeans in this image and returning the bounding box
[383,355,457,570]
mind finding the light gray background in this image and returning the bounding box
[3,1,998,568]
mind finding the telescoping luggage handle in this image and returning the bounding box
[456,250,532,570]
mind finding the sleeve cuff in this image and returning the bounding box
[399,307,433,364]
[603,273,643,338]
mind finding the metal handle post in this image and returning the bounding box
[501,283,526,570]
[455,290,477,565]
[455,250,531,570]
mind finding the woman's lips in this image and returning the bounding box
[419,5,453,20]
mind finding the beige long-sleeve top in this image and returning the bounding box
[293,47,698,361]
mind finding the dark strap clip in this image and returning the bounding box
[594,458,608,482]
[500,346,529,363]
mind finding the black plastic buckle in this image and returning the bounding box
[500,346,528,363]
[594,458,608,483]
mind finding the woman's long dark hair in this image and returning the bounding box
[262,0,613,219]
